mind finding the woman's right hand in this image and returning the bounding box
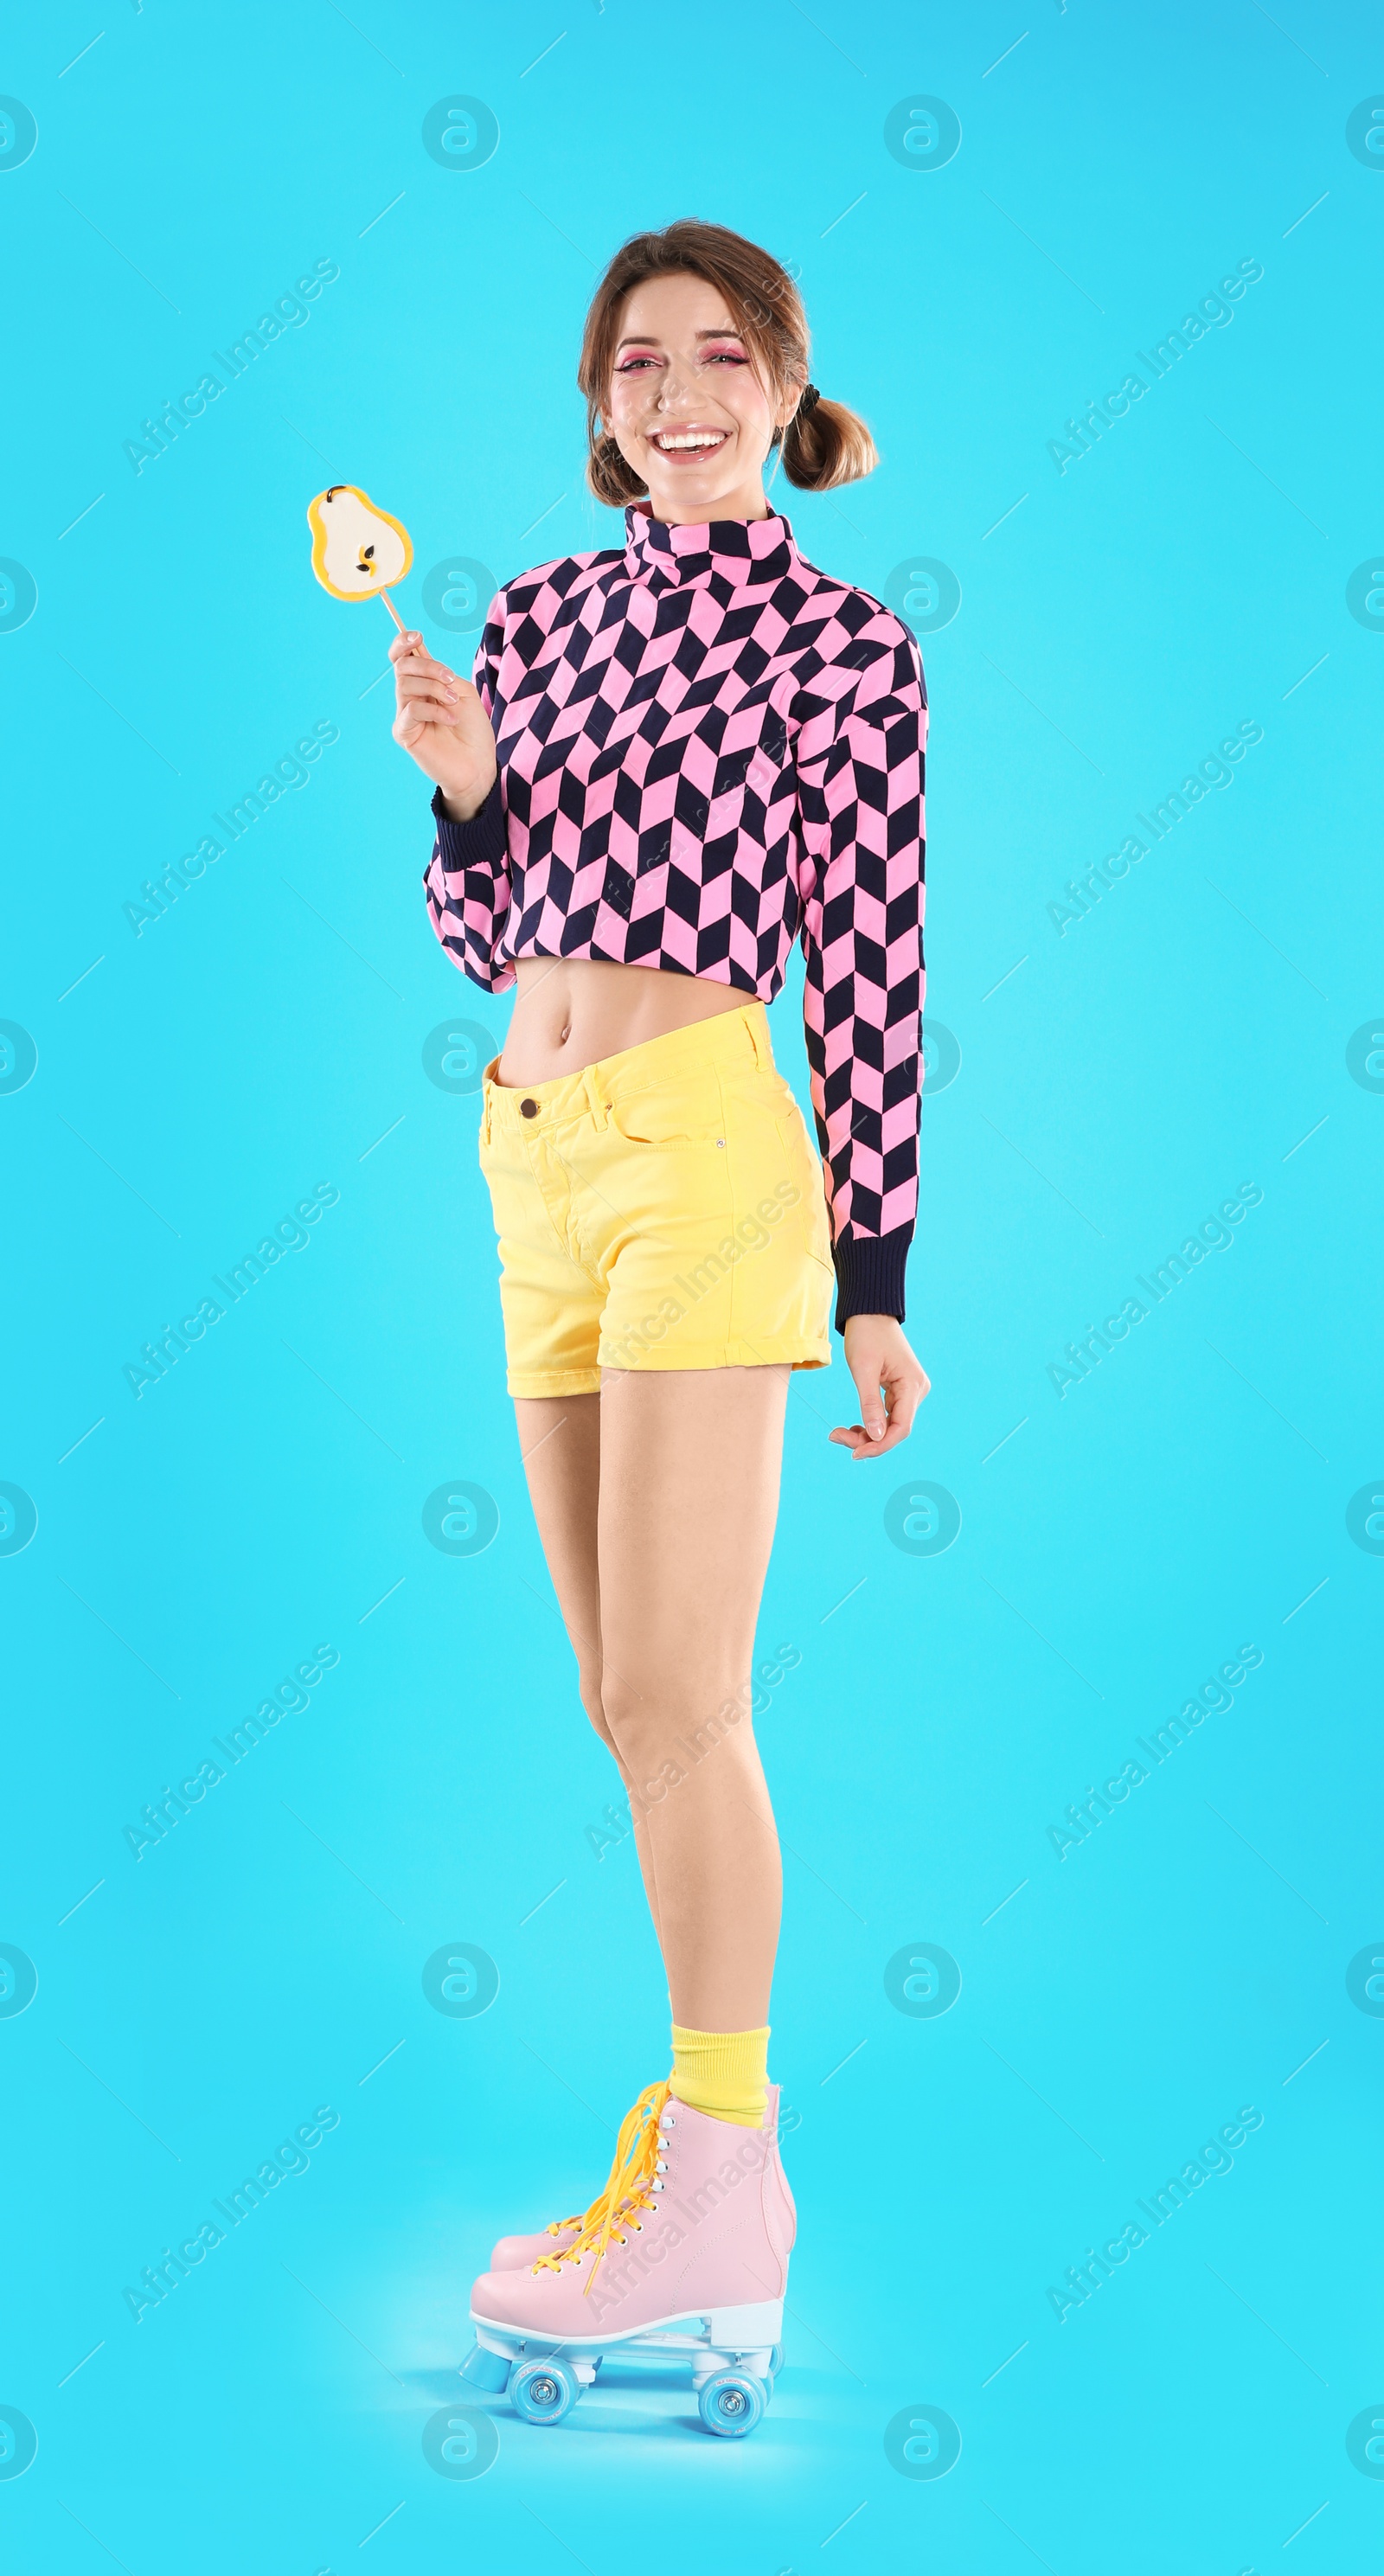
[389,630,498,821]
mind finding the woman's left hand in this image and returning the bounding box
[830,1316,931,1460]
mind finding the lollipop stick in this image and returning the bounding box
[379,588,408,637]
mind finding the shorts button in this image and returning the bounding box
[520,1098,539,1119]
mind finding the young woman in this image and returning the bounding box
[390,221,928,2428]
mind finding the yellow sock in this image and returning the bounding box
[670,2023,770,2129]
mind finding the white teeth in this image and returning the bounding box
[654,432,725,451]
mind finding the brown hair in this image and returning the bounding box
[577,219,878,508]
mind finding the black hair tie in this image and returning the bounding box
[772,385,821,449]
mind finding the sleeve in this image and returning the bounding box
[795,625,926,1331]
[421,598,516,993]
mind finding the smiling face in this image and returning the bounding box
[604,272,800,527]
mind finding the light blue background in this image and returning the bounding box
[3,3,1381,2567]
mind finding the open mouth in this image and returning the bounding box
[650,429,728,458]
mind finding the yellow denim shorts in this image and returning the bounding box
[477,1002,835,1396]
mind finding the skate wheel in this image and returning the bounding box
[767,2342,784,2379]
[698,2369,767,2438]
[458,2342,510,2395]
[509,2356,580,2425]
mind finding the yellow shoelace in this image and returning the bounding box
[533,2078,671,2293]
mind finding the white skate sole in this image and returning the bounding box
[461,2297,785,2433]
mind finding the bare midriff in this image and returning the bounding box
[496,955,752,1088]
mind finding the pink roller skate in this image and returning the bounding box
[459,2079,795,2436]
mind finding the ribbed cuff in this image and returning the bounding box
[832,1228,911,1334]
[431,776,505,870]
[670,2022,771,2129]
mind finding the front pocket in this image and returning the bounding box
[608,1075,727,1150]
[609,1114,726,1150]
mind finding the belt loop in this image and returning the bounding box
[480,1056,501,1146]
[582,1064,611,1128]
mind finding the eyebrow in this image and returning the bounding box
[615,326,746,349]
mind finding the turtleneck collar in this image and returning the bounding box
[623,503,798,593]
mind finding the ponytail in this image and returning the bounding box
[778,386,878,490]
[587,431,650,508]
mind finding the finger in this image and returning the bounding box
[396,680,461,710]
[830,1417,903,1462]
[831,1421,895,1456]
[881,1375,922,1443]
[860,1368,932,1458]
[848,1358,888,1446]
[855,1413,909,1458]
[393,711,451,747]
[389,633,456,685]
[394,676,459,710]
[829,1371,926,1460]
[396,661,459,695]
[396,661,457,689]
[391,701,456,731]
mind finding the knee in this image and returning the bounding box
[598,1669,652,1764]
[577,1663,618,1759]
[600,1669,728,1773]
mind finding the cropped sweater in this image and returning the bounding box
[423,504,926,1325]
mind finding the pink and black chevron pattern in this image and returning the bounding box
[424,505,926,1323]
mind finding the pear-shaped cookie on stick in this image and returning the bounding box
[307,484,414,633]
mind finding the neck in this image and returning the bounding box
[645,484,772,528]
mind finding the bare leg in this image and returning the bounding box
[596,1366,788,2031]
[513,1394,665,1945]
